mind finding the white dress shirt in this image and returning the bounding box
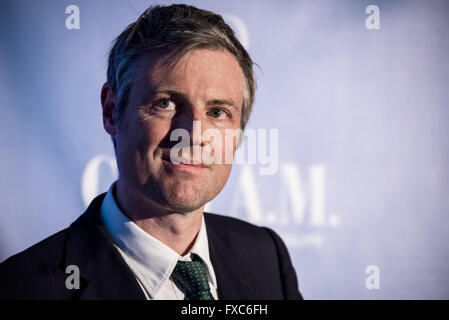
[100,182,218,300]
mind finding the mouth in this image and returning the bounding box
[161,153,211,173]
[161,150,211,168]
[162,158,210,174]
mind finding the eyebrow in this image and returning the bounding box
[152,88,239,112]
[206,99,239,111]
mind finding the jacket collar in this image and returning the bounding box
[62,193,256,300]
[204,214,256,300]
[63,193,146,299]
[100,182,218,298]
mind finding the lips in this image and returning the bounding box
[161,152,210,169]
[163,158,209,168]
[162,159,210,175]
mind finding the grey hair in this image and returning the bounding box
[106,4,256,144]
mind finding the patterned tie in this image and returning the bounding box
[171,254,215,300]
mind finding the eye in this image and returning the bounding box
[155,98,176,110]
[209,108,228,119]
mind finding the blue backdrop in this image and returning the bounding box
[1,0,448,299]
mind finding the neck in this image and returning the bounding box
[115,179,204,256]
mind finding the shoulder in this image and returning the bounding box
[204,212,303,300]
[0,229,69,299]
[204,212,269,237]
[204,212,263,232]
[204,212,283,254]
[0,228,67,270]
[0,194,106,276]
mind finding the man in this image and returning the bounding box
[0,4,302,300]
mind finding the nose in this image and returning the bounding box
[171,104,206,147]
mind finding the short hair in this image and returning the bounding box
[106,4,256,135]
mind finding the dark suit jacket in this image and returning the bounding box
[0,193,303,300]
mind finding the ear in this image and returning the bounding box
[101,82,117,136]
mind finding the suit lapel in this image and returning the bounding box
[205,213,256,299]
[61,195,256,299]
[62,193,146,300]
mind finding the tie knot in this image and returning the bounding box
[171,255,214,300]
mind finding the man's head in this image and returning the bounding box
[106,4,256,134]
[101,4,256,213]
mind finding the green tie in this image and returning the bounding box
[171,254,215,300]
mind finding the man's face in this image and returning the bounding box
[114,48,245,213]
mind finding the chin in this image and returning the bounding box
[168,183,219,213]
[162,196,205,213]
[144,174,220,213]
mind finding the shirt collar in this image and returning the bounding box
[100,182,217,298]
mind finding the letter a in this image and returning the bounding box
[65,265,80,290]
[365,265,380,290]
[365,5,380,30]
[65,5,80,30]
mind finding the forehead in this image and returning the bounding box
[140,49,245,108]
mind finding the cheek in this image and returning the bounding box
[134,118,171,151]
[202,127,241,165]
[213,164,233,192]
[122,120,171,182]
[117,119,170,171]
[222,130,240,164]
[142,120,169,149]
